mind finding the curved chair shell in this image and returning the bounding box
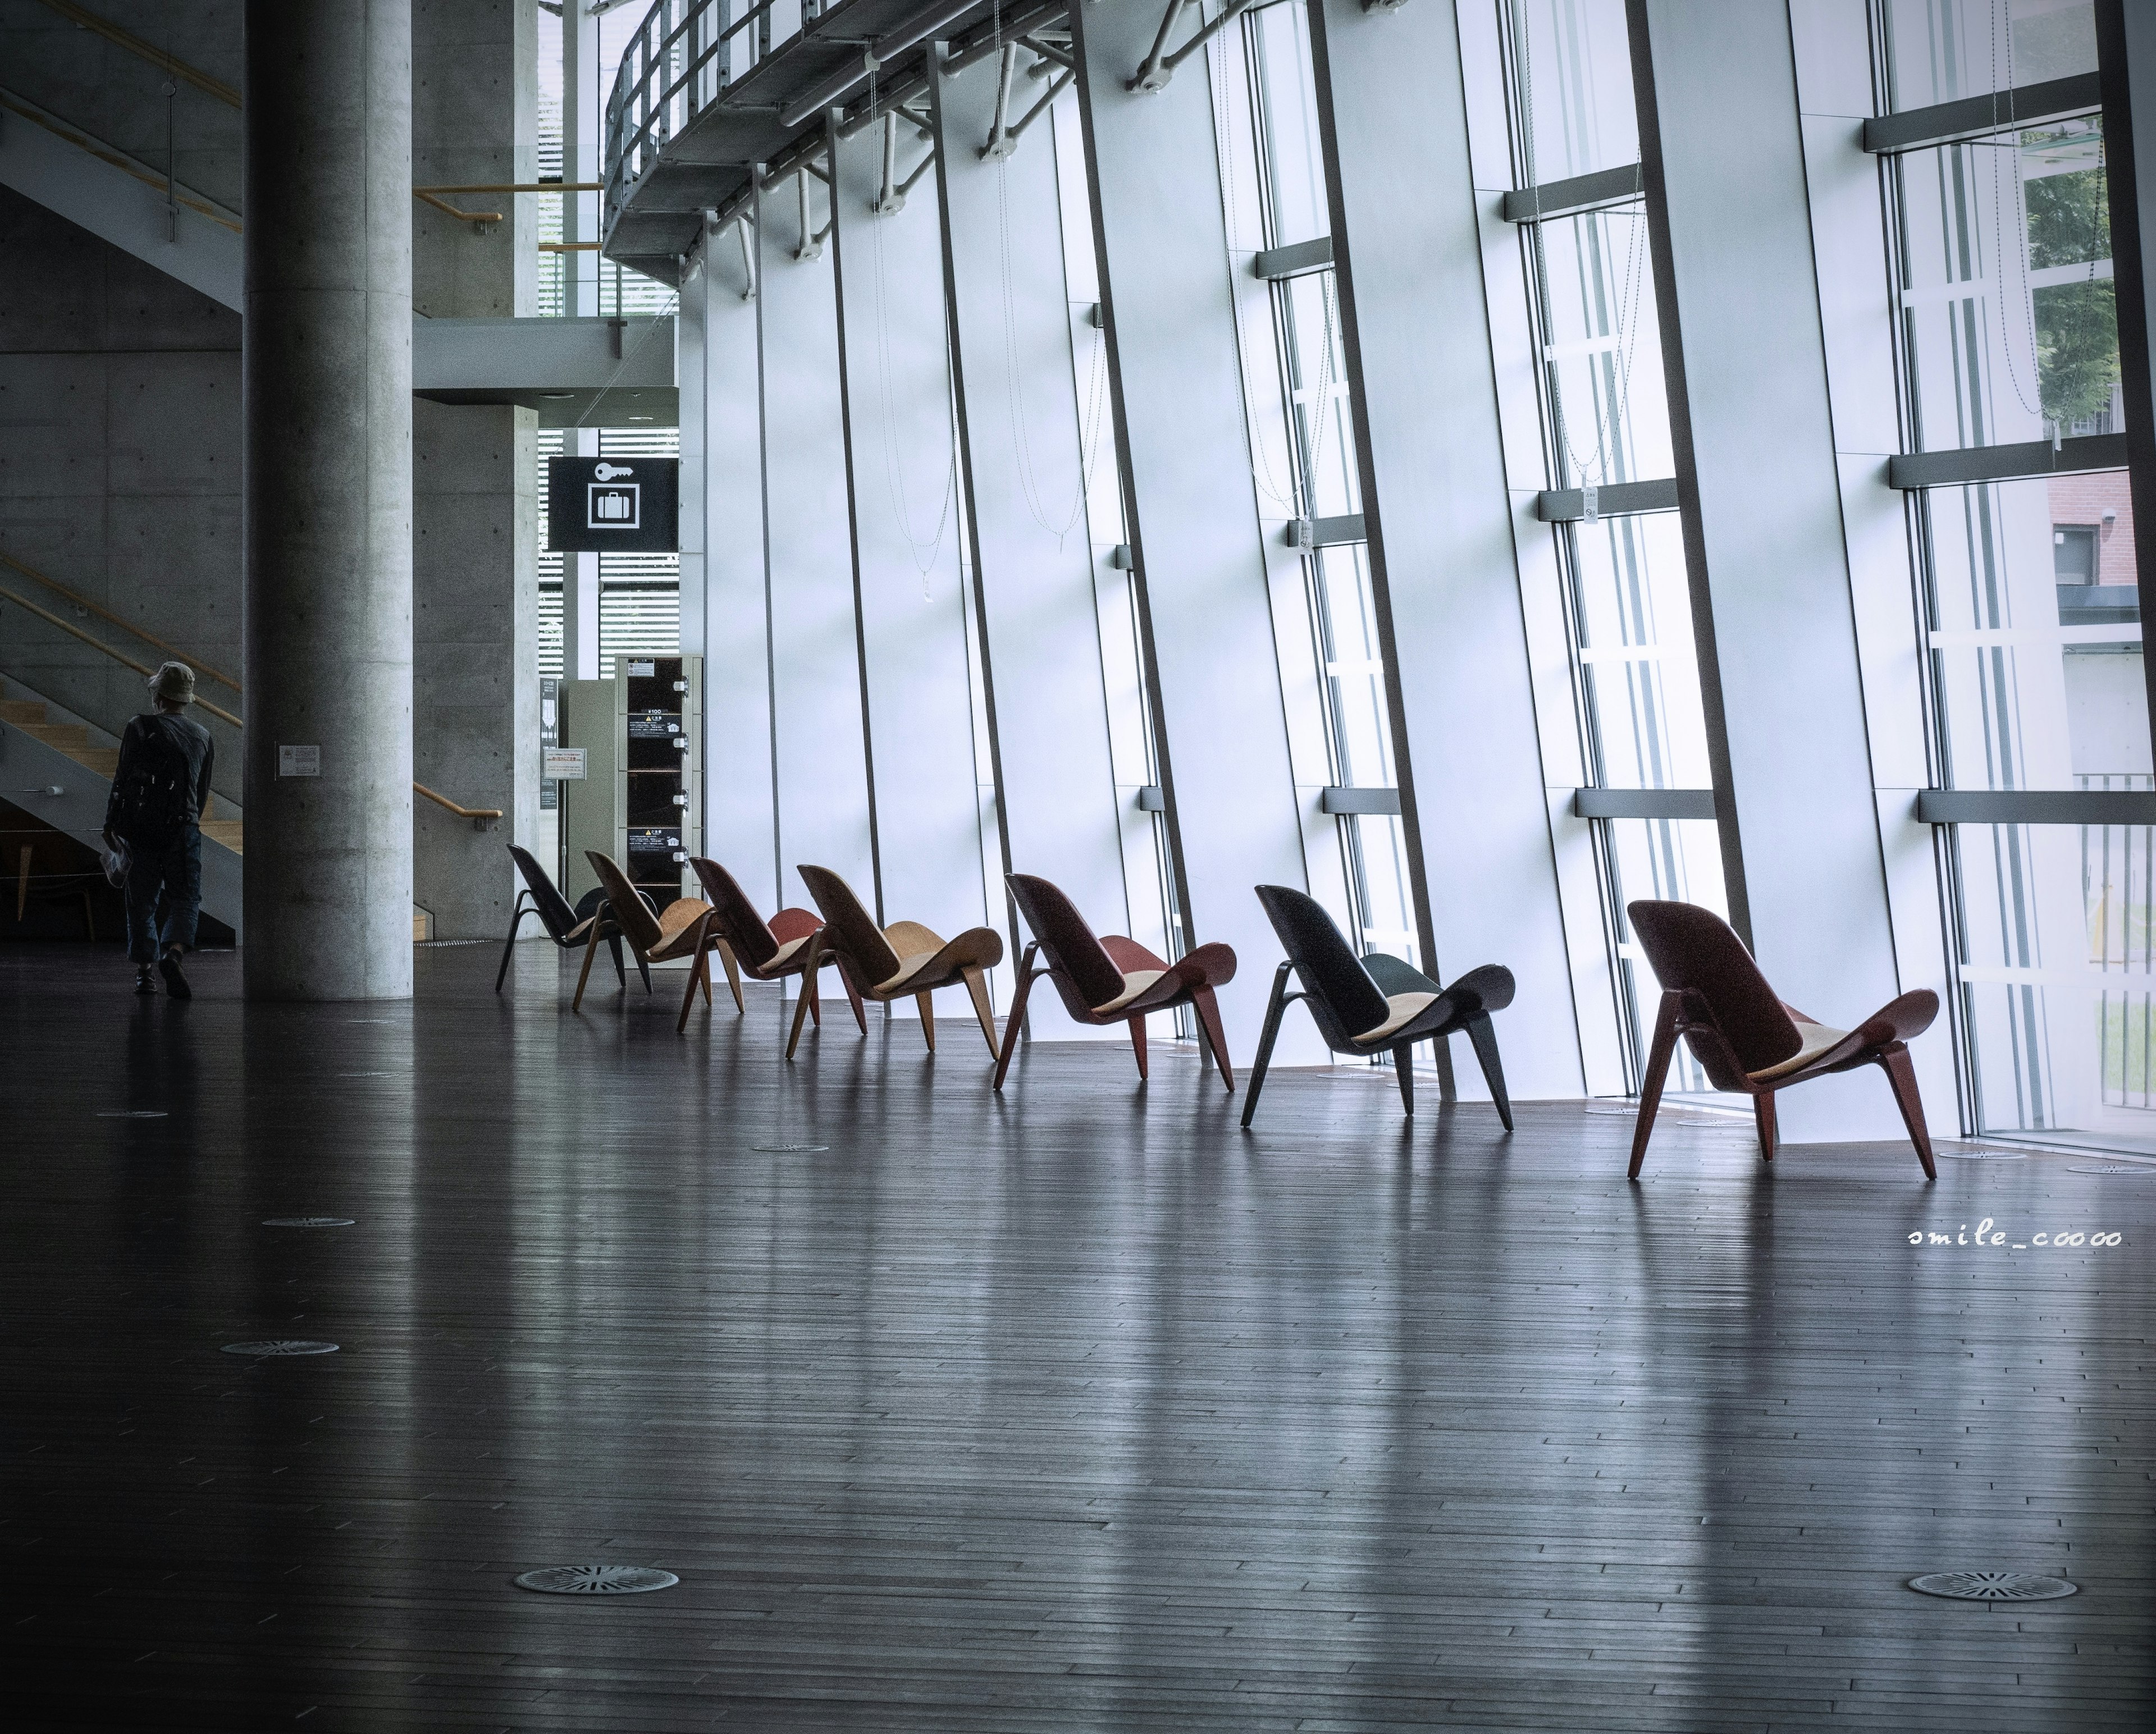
[1625,899,1939,1179]
[581,851,725,1032]
[997,874,1237,1091]
[1244,884,1515,1130]
[792,866,1006,1059]
[687,856,862,1030]
[497,843,628,997]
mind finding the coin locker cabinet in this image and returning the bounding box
[557,655,701,907]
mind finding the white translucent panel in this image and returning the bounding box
[1280,271,1360,519]
[1250,0,1328,248]
[1345,813,1417,965]
[1606,817,1729,1092]
[1508,0,1639,183]
[1881,0,2096,112]
[1531,204,1671,487]
[1894,115,2121,450]
[1926,473,2146,790]
[1565,513,1712,790]
[1957,817,2156,1151]
[1314,545,1393,789]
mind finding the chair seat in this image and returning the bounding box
[1093,968,1168,1015]
[875,948,946,993]
[757,931,812,974]
[1352,991,1440,1045]
[1747,1018,1850,1082]
[646,898,716,961]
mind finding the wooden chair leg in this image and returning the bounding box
[1628,991,1682,1179]
[807,969,822,1026]
[494,902,530,992]
[716,939,744,1013]
[1880,1043,1938,1180]
[837,960,867,1031]
[1129,1013,1148,1081]
[993,951,1042,1092]
[607,932,627,986]
[917,991,936,1051]
[1240,963,1296,1129]
[676,921,715,1034]
[1190,985,1234,1092]
[785,933,823,1061]
[572,920,603,1012]
[1394,1041,1415,1115]
[1754,1090,1777,1162]
[1465,1014,1514,1132]
[961,965,998,1058]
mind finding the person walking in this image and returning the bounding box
[103,661,214,999]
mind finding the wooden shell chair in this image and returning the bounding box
[578,850,724,1032]
[995,872,1237,1091]
[789,864,1006,1060]
[1626,899,1939,1179]
[686,855,864,1030]
[1243,884,1516,1129]
[496,843,631,994]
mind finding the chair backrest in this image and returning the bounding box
[1254,884,1390,1048]
[796,864,901,986]
[506,843,579,942]
[586,851,664,955]
[1007,873,1124,1015]
[1627,899,1801,1073]
[689,857,779,969]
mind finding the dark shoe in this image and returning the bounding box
[158,950,191,1000]
[134,968,157,996]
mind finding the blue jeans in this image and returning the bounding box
[123,825,202,965]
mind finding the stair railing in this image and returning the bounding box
[0,555,504,827]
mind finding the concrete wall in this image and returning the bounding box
[409,0,539,939]
[0,184,244,810]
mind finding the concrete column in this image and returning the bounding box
[700,209,779,912]
[241,0,414,999]
[1307,0,1582,1101]
[1068,2,1311,1061]
[408,0,537,941]
[931,48,1127,1038]
[829,108,990,948]
[1628,0,1897,1137]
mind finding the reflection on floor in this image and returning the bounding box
[3,941,2152,1731]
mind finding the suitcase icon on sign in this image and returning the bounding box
[587,482,640,529]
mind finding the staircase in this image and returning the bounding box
[1,696,244,850]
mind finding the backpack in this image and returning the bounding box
[110,715,198,840]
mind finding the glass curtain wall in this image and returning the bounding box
[1497,0,1724,1088]
[1879,0,2153,1144]
[1230,1,1415,962]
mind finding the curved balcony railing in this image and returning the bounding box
[604,0,832,238]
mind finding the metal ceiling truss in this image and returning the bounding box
[1127,0,1254,94]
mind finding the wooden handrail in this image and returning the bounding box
[1,550,241,692]
[414,781,504,821]
[0,91,243,233]
[415,189,505,224]
[32,0,241,108]
[1,585,504,822]
[0,583,244,728]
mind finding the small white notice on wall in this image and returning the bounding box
[543,747,588,781]
[627,660,656,678]
[277,744,321,778]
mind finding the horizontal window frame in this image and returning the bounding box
[1501,163,1643,226]
[1861,72,2101,155]
[1886,434,2126,489]
[1572,788,1716,820]
[1917,789,2156,826]
[1254,236,1333,281]
[1320,786,1400,816]
[1536,478,1680,521]
[1286,514,1366,548]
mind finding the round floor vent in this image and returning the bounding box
[98,1110,167,1119]
[1908,1571,2077,1602]
[753,1143,828,1153]
[222,1339,340,1357]
[263,1217,356,1228]
[2068,1163,2156,1177]
[514,1565,678,1595]
[1938,1148,2029,1160]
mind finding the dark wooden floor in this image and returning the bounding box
[3,940,2153,1732]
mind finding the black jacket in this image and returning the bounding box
[104,711,214,841]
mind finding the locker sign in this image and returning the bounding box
[547,456,678,552]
